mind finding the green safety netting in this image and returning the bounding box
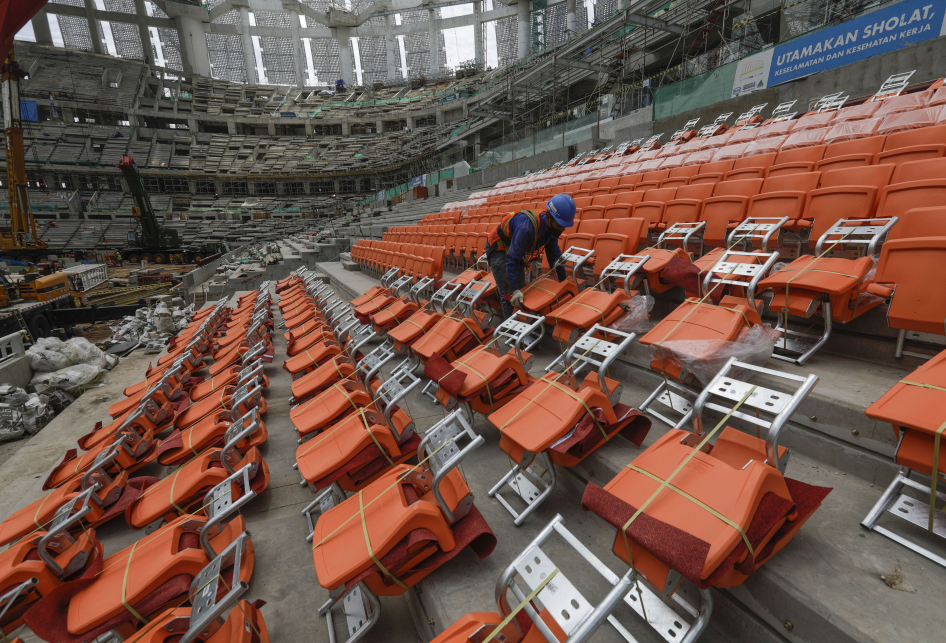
[653,59,738,120]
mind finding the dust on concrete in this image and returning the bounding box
[880,566,916,592]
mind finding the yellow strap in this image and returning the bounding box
[899,380,946,393]
[359,409,396,467]
[552,298,606,325]
[167,466,188,514]
[358,490,410,590]
[312,435,459,552]
[627,464,754,555]
[483,568,559,643]
[33,490,54,530]
[121,542,150,625]
[620,386,757,560]
[544,379,609,443]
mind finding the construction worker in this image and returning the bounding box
[486,193,576,320]
[116,252,123,266]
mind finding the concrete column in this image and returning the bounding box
[227,121,237,134]
[473,2,484,70]
[406,115,416,129]
[267,121,275,135]
[133,0,154,65]
[305,121,313,136]
[428,9,440,77]
[336,27,353,85]
[83,0,105,54]
[566,0,577,37]
[517,1,531,60]
[384,15,399,81]
[375,119,383,134]
[288,10,306,86]
[617,0,628,10]
[31,9,53,45]
[340,119,350,135]
[238,7,259,84]
[175,16,211,76]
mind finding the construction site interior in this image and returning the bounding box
[0,1,945,643]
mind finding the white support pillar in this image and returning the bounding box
[31,8,54,45]
[238,6,259,84]
[288,9,306,86]
[175,16,211,76]
[428,9,440,77]
[473,1,484,71]
[83,0,105,54]
[336,27,353,86]
[133,0,154,65]
[517,1,531,60]
[384,15,399,81]
[566,0,577,38]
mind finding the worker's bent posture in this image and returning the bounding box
[486,193,576,319]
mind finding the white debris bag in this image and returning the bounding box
[31,363,108,394]
[26,337,72,372]
[608,295,655,334]
[650,324,780,385]
[60,337,109,370]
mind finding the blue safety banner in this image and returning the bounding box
[19,100,38,122]
[732,0,946,97]
[770,0,946,85]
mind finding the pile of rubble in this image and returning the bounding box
[107,295,194,353]
[0,385,73,442]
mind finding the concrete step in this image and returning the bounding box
[314,265,946,643]
[340,259,360,271]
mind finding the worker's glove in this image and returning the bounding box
[510,290,524,309]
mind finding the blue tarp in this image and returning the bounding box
[19,100,38,122]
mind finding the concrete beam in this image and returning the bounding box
[469,109,510,120]
[625,11,684,35]
[555,57,610,73]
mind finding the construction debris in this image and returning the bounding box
[108,300,195,352]
[0,385,74,442]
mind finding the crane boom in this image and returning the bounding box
[118,156,179,250]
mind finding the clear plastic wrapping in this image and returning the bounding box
[713,142,751,161]
[874,90,933,117]
[781,128,827,150]
[877,107,942,135]
[681,149,715,166]
[608,295,655,333]
[697,131,732,150]
[823,117,881,143]
[31,363,108,394]
[793,111,836,131]
[652,323,780,385]
[744,135,787,156]
[727,127,761,144]
[834,101,880,122]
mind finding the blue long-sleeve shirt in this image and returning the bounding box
[504,211,567,290]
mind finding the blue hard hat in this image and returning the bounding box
[546,194,576,228]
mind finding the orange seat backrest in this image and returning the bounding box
[603,204,633,220]
[760,171,821,194]
[593,218,647,269]
[891,157,946,183]
[663,183,715,227]
[883,123,946,151]
[887,205,946,241]
[712,178,763,198]
[612,191,645,207]
[641,170,671,183]
[668,165,701,179]
[873,236,946,334]
[820,163,895,189]
[573,196,593,210]
[803,164,895,240]
[774,145,826,165]
[576,219,609,235]
[591,194,618,207]
[698,159,735,174]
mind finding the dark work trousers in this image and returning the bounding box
[488,249,526,320]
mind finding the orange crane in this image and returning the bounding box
[0,1,49,262]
